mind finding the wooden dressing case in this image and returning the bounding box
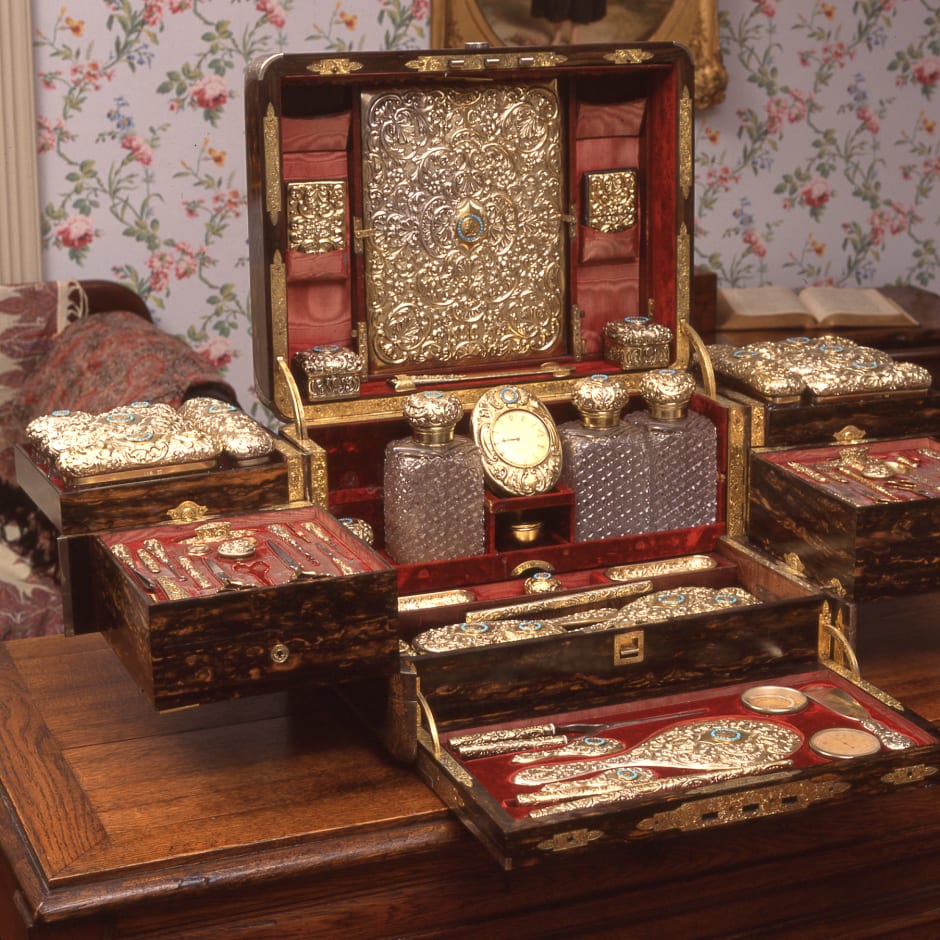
[11,44,938,870]
[236,45,940,867]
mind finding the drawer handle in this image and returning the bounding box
[270,642,290,665]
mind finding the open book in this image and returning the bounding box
[716,286,916,330]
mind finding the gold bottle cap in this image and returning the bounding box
[639,368,696,420]
[337,516,375,545]
[404,390,464,445]
[572,374,629,429]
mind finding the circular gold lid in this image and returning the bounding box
[572,374,629,428]
[403,390,463,444]
[639,369,696,420]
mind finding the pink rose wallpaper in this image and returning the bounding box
[32,0,940,418]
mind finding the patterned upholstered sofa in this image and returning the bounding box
[0,279,235,640]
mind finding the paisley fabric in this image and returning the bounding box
[22,310,235,419]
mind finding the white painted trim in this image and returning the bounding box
[0,0,42,283]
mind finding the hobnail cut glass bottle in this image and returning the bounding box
[628,368,717,531]
[559,374,651,541]
[383,390,485,564]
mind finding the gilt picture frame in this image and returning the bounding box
[430,0,727,109]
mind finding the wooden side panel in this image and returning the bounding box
[75,534,399,711]
[749,452,940,601]
[16,444,297,535]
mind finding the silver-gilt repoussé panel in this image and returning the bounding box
[360,83,565,369]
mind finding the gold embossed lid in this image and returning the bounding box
[572,374,629,428]
[403,390,464,444]
[639,368,696,420]
[294,344,363,376]
[603,316,672,346]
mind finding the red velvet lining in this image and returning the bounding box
[98,506,389,599]
[439,669,938,821]
[763,436,940,508]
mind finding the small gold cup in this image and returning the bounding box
[510,520,543,545]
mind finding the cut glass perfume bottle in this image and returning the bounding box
[383,390,485,564]
[628,369,717,531]
[559,374,651,541]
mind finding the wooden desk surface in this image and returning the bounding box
[1,601,939,939]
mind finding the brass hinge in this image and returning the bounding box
[352,217,374,254]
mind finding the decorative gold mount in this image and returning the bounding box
[537,829,603,853]
[818,602,860,679]
[583,170,637,233]
[263,104,281,225]
[636,777,850,833]
[306,58,363,76]
[604,49,655,65]
[166,500,210,524]
[287,181,347,254]
[679,87,693,201]
[882,765,938,787]
[406,52,566,72]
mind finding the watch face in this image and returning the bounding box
[471,386,562,495]
[491,410,552,467]
[809,727,881,759]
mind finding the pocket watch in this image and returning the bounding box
[471,385,562,496]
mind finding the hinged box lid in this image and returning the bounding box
[245,44,697,427]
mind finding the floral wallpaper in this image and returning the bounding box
[697,0,940,290]
[32,0,940,418]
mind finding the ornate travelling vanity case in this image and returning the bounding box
[63,504,397,710]
[747,428,940,601]
[13,396,314,534]
[233,45,940,867]
[702,335,940,601]
[243,43,760,630]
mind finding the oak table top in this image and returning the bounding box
[0,596,938,939]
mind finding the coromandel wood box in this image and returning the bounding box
[701,334,940,601]
[236,46,940,866]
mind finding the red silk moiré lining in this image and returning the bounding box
[279,116,354,355]
[573,99,645,346]
[281,112,351,154]
[286,279,352,354]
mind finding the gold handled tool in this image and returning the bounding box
[389,361,574,393]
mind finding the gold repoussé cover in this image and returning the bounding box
[360,82,566,371]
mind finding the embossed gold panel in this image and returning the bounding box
[360,82,566,370]
[287,181,347,254]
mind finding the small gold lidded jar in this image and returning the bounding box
[384,390,485,565]
[603,316,672,370]
[293,344,363,401]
